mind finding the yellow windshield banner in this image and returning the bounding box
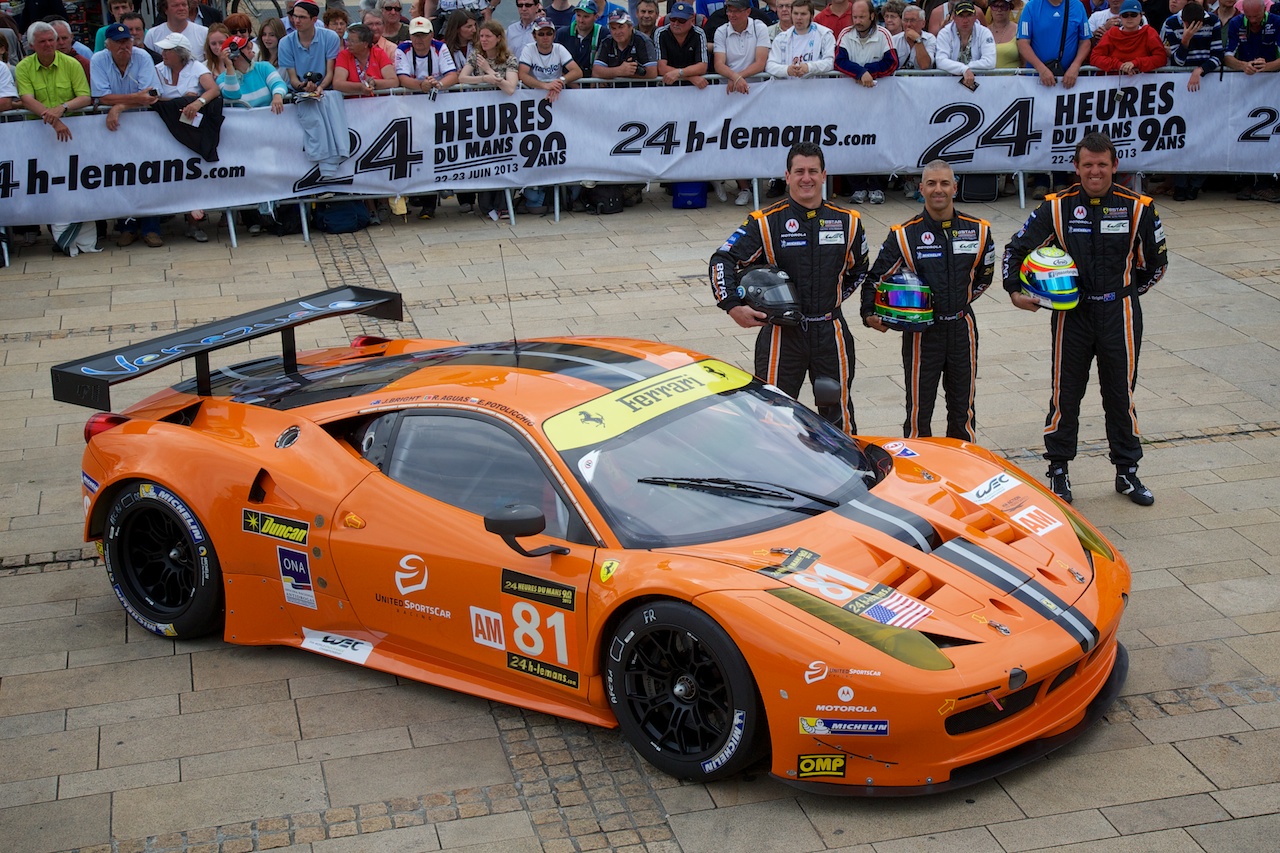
[544,360,753,450]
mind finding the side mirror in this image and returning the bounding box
[484,504,570,557]
[812,376,843,410]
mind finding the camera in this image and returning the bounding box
[303,71,323,84]
[226,42,241,59]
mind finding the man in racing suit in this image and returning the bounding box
[1003,132,1168,505]
[710,141,870,433]
[863,160,995,442]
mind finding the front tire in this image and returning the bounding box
[605,601,766,781]
[103,481,224,638]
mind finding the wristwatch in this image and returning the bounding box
[197,96,207,106]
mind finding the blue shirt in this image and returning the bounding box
[278,26,341,84]
[89,46,161,97]
[1226,12,1280,62]
[1018,0,1091,66]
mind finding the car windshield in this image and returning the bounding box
[557,383,875,548]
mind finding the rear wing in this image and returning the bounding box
[51,286,404,411]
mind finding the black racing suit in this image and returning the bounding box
[710,198,870,432]
[1003,183,1168,467]
[863,209,995,441]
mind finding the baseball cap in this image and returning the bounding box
[575,0,599,12]
[225,34,251,52]
[952,0,976,14]
[1119,0,1142,13]
[668,1,694,19]
[154,31,192,51]
[608,9,633,23]
[103,22,131,41]
[409,15,433,33]
[725,0,751,8]
[533,16,556,30]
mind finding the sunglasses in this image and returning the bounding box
[516,2,538,6]
[383,4,402,9]
[231,27,252,33]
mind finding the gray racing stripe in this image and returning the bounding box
[837,494,938,553]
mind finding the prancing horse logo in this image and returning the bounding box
[579,411,605,427]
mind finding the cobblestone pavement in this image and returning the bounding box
[2,187,1280,853]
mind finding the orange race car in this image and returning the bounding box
[52,286,1130,794]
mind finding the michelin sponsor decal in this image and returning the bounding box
[701,709,747,774]
[800,717,890,736]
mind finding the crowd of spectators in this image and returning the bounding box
[2,0,1279,254]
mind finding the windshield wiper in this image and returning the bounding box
[637,477,840,509]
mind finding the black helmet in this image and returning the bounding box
[738,266,801,326]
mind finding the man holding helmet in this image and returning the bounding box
[1003,132,1168,506]
[709,142,870,433]
[862,159,995,442]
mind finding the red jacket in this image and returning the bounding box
[1091,25,1167,72]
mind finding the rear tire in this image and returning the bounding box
[605,600,766,781]
[103,481,224,638]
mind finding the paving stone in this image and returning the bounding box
[297,683,488,739]
[670,797,824,853]
[0,775,57,809]
[111,763,327,839]
[999,744,1215,817]
[1188,813,1280,853]
[0,709,65,740]
[1027,827,1205,852]
[1173,728,1280,788]
[311,823,440,853]
[800,781,1023,846]
[65,694,180,730]
[180,741,301,781]
[1122,641,1261,695]
[1223,632,1280,677]
[0,726,99,783]
[189,645,350,692]
[434,811,535,848]
[1102,792,1232,835]
[0,792,111,853]
[1133,707,1252,743]
[297,725,414,762]
[58,758,181,799]
[988,809,1118,852]
[324,738,511,806]
[99,700,300,768]
[0,654,191,716]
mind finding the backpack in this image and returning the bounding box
[957,174,1000,204]
[262,202,305,236]
[592,184,624,215]
[314,201,371,233]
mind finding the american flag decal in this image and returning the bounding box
[861,592,933,629]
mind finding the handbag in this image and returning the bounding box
[1044,1,1072,75]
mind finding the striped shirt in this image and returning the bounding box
[1162,11,1224,71]
[218,61,289,107]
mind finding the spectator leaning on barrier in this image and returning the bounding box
[518,17,581,213]
[656,2,711,87]
[508,0,541,56]
[1002,132,1167,506]
[835,0,897,205]
[258,17,286,66]
[397,16,458,219]
[16,21,91,143]
[52,19,94,84]
[0,57,15,111]
[280,1,350,180]
[92,23,164,248]
[362,10,402,59]
[1091,0,1166,72]
[1163,2,1222,86]
[147,0,210,61]
[935,0,995,88]
[709,141,870,433]
[893,4,937,68]
[988,0,1021,65]
[863,159,995,441]
[218,34,288,111]
[712,0,769,206]
[1018,0,1091,198]
[1225,0,1280,70]
[334,23,398,95]
[766,0,835,77]
[595,8,659,81]
[460,18,519,94]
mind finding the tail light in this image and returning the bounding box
[351,335,391,348]
[84,413,129,443]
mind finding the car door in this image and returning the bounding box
[328,408,599,699]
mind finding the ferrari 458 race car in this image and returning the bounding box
[52,287,1129,794]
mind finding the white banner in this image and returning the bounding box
[1,72,1277,226]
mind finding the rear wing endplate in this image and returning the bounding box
[51,286,403,411]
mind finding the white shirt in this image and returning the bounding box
[0,62,17,99]
[519,41,574,81]
[507,19,537,59]
[892,30,937,69]
[766,23,836,77]
[145,21,210,62]
[713,17,771,72]
[395,41,458,79]
[155,58,212,98]
[934,19,997,73]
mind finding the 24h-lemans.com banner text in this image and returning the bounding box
[1,73,1277,226]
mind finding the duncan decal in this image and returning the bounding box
[243,509,309,544]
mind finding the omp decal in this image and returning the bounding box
[501,569,576,611]
[797,754,847,778]
[934,538,1099,652]
[800,718,889,736]
[242,510,308,544]
[278,547,317,610]
[543,360,753,451]
[507,652,580,689]
[301,628,374,664]
[471,606,506,650]
[960,472,1016,505]
[836,494,938,553]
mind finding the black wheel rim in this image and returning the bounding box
[621,627,732,758]
[118,504,198,616]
